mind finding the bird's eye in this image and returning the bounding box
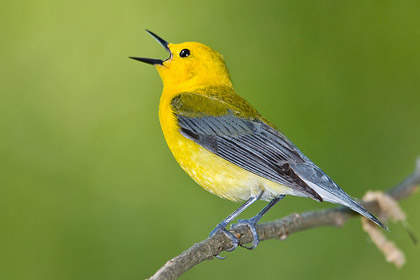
[179,49,190,58]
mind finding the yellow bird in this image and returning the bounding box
[130,30,386,253]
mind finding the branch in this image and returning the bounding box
[148,158,420,280]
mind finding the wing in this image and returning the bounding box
[171,90,387,229]
[171,91,323,201]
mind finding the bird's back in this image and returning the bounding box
[159,86,300,201]
[159,85,386,229]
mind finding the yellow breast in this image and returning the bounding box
[158,91,294,202]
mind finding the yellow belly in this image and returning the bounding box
[159,98,297,202]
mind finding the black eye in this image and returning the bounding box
[179,49,190,58]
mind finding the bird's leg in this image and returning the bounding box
[231,195,285,250]
[209,192,263,259]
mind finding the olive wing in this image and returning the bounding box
[171,92,323,201]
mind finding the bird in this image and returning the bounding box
[130,30,387,254]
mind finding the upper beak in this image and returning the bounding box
[129,30,171,65]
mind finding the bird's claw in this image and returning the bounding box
[209,224,240,259]
[231,218,260,250]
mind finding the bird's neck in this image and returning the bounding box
[160,75,234,102]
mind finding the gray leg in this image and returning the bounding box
[231,195,285,250]
[209,192,263,259]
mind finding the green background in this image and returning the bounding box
[1,0,419,279]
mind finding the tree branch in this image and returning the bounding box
[148,158,420,280]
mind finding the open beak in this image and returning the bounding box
[129,30,171,65]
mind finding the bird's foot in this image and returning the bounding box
[231,217,260,250]
[209,224,240,259]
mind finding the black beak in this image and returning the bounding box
[129,30,171,65]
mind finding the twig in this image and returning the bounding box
[148,158,420,280]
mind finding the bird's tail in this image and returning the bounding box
[311,183,388,230]
[290,162,388,230]
[345,199,388,230]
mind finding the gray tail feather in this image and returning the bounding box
[346,200,388,230]
[290,162,388,230]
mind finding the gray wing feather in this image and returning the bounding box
[175,105,387,229]
[177,114,323,201]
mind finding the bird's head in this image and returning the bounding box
[130,30,232,91]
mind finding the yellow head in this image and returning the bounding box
[130,30,232,92]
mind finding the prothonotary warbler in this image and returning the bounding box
[130,30,387,254]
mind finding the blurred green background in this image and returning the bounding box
[1,0,419,279]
